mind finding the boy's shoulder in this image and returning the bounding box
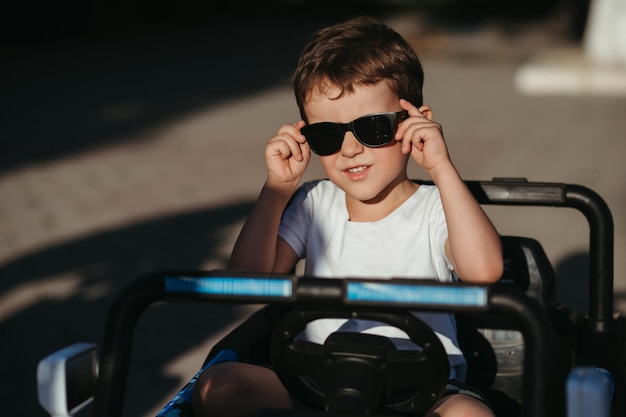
[291,180,342,208]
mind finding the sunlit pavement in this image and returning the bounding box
[1,12,625,417]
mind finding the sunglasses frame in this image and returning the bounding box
[302,110,409,156]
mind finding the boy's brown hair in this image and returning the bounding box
[292,16,425,121]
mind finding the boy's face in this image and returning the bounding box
[303,81,411,205]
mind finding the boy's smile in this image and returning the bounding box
[304,81,418,221]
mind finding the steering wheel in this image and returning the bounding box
[270,308,449,414]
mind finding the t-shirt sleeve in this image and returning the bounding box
[278,181,316,259]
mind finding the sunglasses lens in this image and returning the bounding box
[301,123,344,156]
[354,114,395,147]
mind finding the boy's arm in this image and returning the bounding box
[396,99,503,283]
[228,183,300,273]
[433,164,503,283]
[228,121,310,273]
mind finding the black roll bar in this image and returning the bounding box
[460,179,616,368]
[444,179,615,325]
[432,178,614,324]
[93,275,163,417]
[564,184,614,325]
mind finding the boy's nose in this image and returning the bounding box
[340,132,364,157]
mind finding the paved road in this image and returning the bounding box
[1,8,625,417]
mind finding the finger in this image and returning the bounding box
[300,135,311,161]
[272,120,308,154]
[283,137,305,162]
[277,123,307,145]
[402,125,423,154]
[396,117,427,151]
[266,137,292,161]
[395,101,429,140]
[295,121,310,151]
[295,120,306,130]
[399,98,421,116]
[293,120,308,143]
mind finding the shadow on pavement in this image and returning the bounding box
[0,200,254,416]
[0,15,337,174]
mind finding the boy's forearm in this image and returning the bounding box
[431,162,503,283]
[228,180,295,272]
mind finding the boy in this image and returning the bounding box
[193,16,503,417]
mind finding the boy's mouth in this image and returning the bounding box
[345,166,368,174]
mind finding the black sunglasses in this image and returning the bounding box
[301,110,409,156]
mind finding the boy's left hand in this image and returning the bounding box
[394,99,451,175]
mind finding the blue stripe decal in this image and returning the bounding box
[165,276,293,298]
[346,282,487,307]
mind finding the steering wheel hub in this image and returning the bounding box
[270,308,449,414]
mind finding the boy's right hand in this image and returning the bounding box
[265,121,311,192]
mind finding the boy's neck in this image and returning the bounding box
[345,179,419,222]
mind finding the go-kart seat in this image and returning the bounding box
[457,235,579,417]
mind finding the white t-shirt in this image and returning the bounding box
[278,180,466,379]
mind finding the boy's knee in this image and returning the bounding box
[427,394,494,417]
[192,366,213,403]
[192,363,244,415]
[192,362,292,417]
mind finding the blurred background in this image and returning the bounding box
[1,1,625,416]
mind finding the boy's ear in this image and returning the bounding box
[418,105,433,120]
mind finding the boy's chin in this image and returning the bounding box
[342,183,393,205]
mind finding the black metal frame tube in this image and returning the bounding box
[93,273,165,417]
[564,184,615,323]
[426,179,615,324]
[488,287,554,417]
[93,273,553,417]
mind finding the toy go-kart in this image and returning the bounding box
[36,178,625,417]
